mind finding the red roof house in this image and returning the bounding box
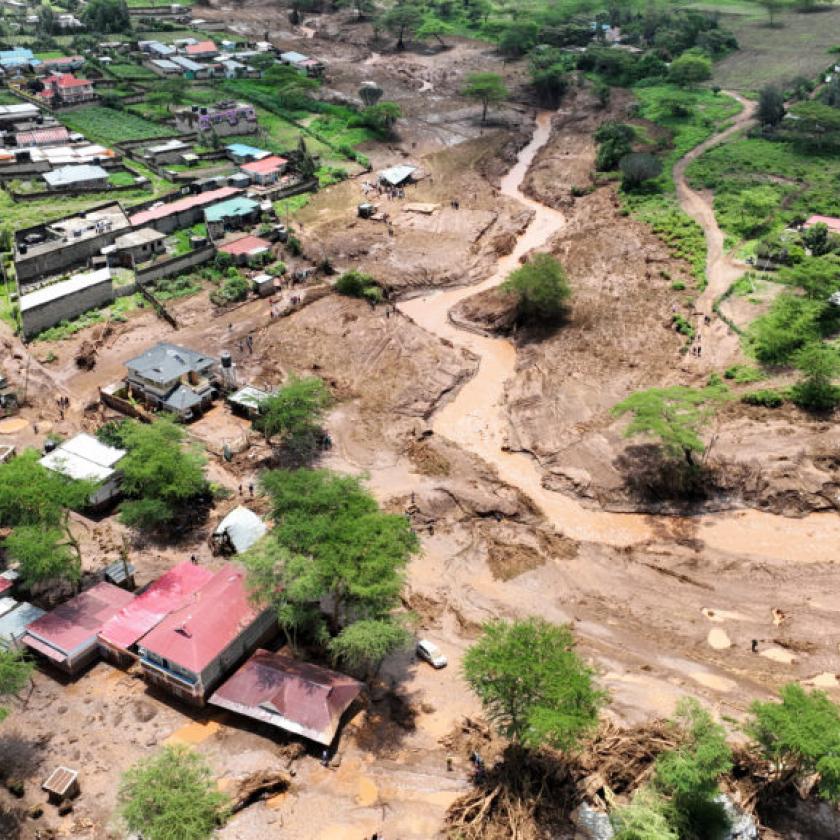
[22,582,134,674]
[185,40,218,59]
[15,126,71,147]
[136,563,276,704]
[98,561,214,665]
[129,186,240,229]
[240,154,288,186]
[218,234,271,264]
[209,650,363,745]
[804,215,840,236]
[39,74,95,105]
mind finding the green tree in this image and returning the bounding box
[611,787,679,840]
[501,252,571,324]
[619,152,663,190]
[119,745,229,840]
[378,0,425,50]
[758,84,785,127]
[747,683,840,802]
[255,376,332,464]
[613,385,728,468]
[790,343,840,410]
[263,63,319,101]
[327,617,410,678]
[463,618,603,750]
[416,14,455,47]
[118,418,208,531]
[758,0,791,26]
[81,0,130,33]
[37,4,55,34]
[463,71,508,124]
[350,101,401,138]
[801,224,834,258]
[335,269,382,303]
[0,450,93,587]
[735,186,777,237]
[667,53,712,86]
[654,699,732,839]
[243,469,418,671]
[0,649,33,723]
[749,293,827,364]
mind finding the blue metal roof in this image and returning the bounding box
[226,143,270,160]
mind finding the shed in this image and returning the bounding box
[226,384,272,417]
[0,602,45,649]
[0,596,18,619]
[212,506,267,554]
[378,164,417,187]
[209,649,363,745]
[42,767,79,804]
[23,582,135,674]
[102,559,136,589]
[42,164,108,191]
[253,273,275,297]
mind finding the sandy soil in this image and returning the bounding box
[2,12,840,840]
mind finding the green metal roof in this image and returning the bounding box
[204,196,260,223]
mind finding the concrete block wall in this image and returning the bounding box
[21,277,114,338]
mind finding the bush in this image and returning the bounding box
[620,153,663,190]
[741,389,784,408]
[335,269,381,301]
[210,274,249,306]
[668,53,712,86]
[790,343,840,411]
[501,252,571,324]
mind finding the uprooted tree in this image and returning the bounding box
[242,468,418,677]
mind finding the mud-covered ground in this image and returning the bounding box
[2,9,840,840]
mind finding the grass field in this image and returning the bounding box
[59,106,172,145]
[711,5,840,91]
[106,62,158,81]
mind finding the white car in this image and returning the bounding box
[416,639,447,669]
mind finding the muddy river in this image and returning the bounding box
[400,109,840,563]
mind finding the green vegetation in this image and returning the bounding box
[747,683,840,802]
[611,787,679,840]
[82,0,131,33]
[0,449,93,587]
[335,269,382,304]
[254,376,332,465]
[0,649,34,724]
[462,72,508,124]
[242,469,418,675]
[668,53,713,86]
[790,343,840,410]
[106,62,157,81]
[463,618,603,750]
[613,384,729,467]
[502,253,571,324]
[118,418,208,531]
[119,745,229,840]
[209,271,249,307]
[108,171,136,187]
[741,388,784,407]
[60,106,171,145]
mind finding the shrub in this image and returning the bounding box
[620,153,663,190]
[335,269,380,300]
[501,252,571,324]
[668,54,712,86]
[741,389,784,408]
[210,274,249,306]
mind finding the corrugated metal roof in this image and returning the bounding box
[20,269,112,313]
[163,384,204,412]
[186,40,217,55]
[204,196,259,223]
[209,650,363,745]
[378,164,417,186]
[280,51,308,64]
[213,507,267,554]
[0,597,18,618]
[0,602,45,649]
[125,342,216,385]
[218,235,271,257]
[25,582,133,658]
[226,143,270,160]
[60,432,125,468]
[43,766,77,796]
[240,155,287,175]
[99,561,214,653]
[129,186,240,226]
[43,164,108,188]
[138,564,268,674]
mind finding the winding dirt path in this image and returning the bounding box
[400,104,840,563]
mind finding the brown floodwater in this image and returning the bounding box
[400,110,840,563]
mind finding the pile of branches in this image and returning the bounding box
[444,719,682,840]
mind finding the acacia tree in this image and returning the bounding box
[379,0,425,49]
[255,376,332,466]
[119,745,229,840]
[747,683,840,801]
[118,418,208,531]
[463,72,508,124]
[758,84,785,127]
[0,649,33,723]
[0,450,93,588]
[502,252,571,324]
[612,385,728,469]
[463,619,603,752]
[791,343,840,411]
[242,469,418,676]
[758,0,791,26]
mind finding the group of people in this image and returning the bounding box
[237,335,255,355]
[361,180,406,201]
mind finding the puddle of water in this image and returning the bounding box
[707,628,732,650]
[164,720,220,746]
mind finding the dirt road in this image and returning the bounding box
[400,104,840,563]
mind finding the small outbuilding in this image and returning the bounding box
[226,384,272,418]
[212,506,267,555]
[378,164,417,188]
[42,164,109,191]
[209,649,363,746]
[42,766,79,805]
[0,602,45,649]
[217,234,272,265]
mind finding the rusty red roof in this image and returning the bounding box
[42,73,91,88]
[240,155,287,175]
[218,235,271,257]
[15,127,70,147]
[804,215,840,235]
[185,40,217,55]
[24,582,134,657]
[137,563,267,674]
[209,649,363,745]
[98,561,214,653]
[129,186,240,226]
